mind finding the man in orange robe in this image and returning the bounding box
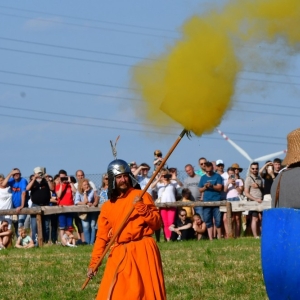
[87,159,166,300]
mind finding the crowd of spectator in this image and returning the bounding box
[0,168,102,248]
[0,151,283,248]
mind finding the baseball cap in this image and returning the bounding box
[216,159,224,166]
[33,167,45,174]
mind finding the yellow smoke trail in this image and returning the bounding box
[131,0,300,136]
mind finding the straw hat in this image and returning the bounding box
[231,163,243,172]
[282,128,300,166]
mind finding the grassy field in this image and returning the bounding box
[0,238,267,300]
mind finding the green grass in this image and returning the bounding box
[0,238,267,300]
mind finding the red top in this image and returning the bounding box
[55,183,74,206]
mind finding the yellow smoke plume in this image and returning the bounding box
[131,0,300,136]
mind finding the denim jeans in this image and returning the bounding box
[203,207,221,228]
[194,206,204,220]
[81,212,98,244]
[58,213,74,230]
[13,214,27,237]
[31,204,50,243]
[50,214,58,243]
[227,197,240,201]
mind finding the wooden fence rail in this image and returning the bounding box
[0,200,271,246]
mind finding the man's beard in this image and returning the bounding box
[117,182,129,193]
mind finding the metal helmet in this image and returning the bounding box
[107,159,140,200]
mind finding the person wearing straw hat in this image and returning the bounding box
[271,128,300,208]
[261,128,300,300]
[231,163,243,179]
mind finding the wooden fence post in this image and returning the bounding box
[226,201,233,238]
[36,214,43,246]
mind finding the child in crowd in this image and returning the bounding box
[15,227,35,249]
[192,214,207,240]
[61,228,77,247]
[181,188,195,219]
[0,220,12,249]
[153,150,168,172]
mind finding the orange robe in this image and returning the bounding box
[89,188,166,300]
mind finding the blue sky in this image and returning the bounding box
[0,1,298,177]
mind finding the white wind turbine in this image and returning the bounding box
[216,129,287,173]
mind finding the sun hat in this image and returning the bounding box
[231,163,243,172]
[282,128,300,166]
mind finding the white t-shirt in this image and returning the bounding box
[0,187,13,223]
[155,181,180,203]
[0,187,12,210]
[225,179,243,199]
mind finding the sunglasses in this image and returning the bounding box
[13,173,20,175]
[104,178,108,180]
[200,163,206,165]
[251,168,258,170]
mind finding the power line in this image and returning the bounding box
[0,37,156,61]
[230,108,300,118]
[0,47,142,68]
[0,81,139,101]
[1,70,300,109]
[0,104,177,129]
[217,131,285,141]
[2,37,300,79]
[238,76,300,87]
[0,5,176,33]
[0,70,136,91]
[0,12,175,39]
[0,113,173,135]
[0,104,288,140]
[1,44,300,86]
[0,113,286,146]
[242,70,300,80]
[238,100,300,110]
[1,80,300,118]
[0,104,286,140]
[1,78,300,118]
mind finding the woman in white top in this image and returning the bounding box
[75,179,99,245]
[151,168,181,241]
[0,174,13,224]
[223,167,244,238]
